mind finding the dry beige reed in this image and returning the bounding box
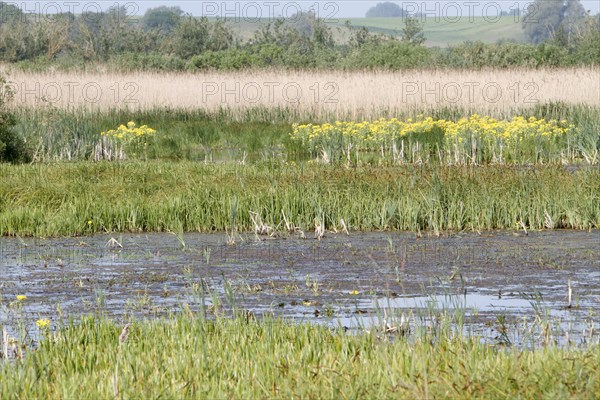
[4,68,599,118]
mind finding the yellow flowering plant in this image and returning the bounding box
[36,318,51,329]
[291,115,574,165]
[100,121,157,160]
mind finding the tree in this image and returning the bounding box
[523,0,586,44]
[0,10,66,62]
[402,17,426,45]
[0,2,22,26]
[69,5,153,60]
[171,17,210,59]
[251,12,333,49]
[209,20,234,51]
[345,21,370,48]
[365,2,406,18]
[562,0,586,37]
[142,6,183,33]
[283,10,334,47]
[96,6,151,56]
[571,13,600,63]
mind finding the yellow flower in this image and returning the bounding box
[289,116,571,160]
[349,290,359,295]
[36,319,51,329]
[87,220,93,225]
[16,295,27,301]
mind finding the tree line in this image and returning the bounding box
[0,2,598,71]
[366,1,591,45]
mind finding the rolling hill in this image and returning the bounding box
[224,16,527,47]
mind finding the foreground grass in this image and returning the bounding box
[1,316,598,399]
[0,162,598,236]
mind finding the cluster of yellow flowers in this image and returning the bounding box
[10,294,51,332]
[291,115,573,147]
[36,318,51,329]
[101,121,156,141]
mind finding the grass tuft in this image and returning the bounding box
[0,162,598,236]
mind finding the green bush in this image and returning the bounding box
[0,115,31,163]
[345,40,430,70]
[189,49,258,70]
[570,15,600,65]
[438,41,572,69]
[0,75,30,163]
[112,52,186,72]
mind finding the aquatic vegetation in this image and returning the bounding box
[10,103,600,164]
[35,319,51,329]
[0,162,598,236]
[101,121,156,140]
[0,315,598,398]
[2,64,598,400]
[292,115,580,164]
[98,121,157,160]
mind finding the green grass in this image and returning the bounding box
[1,315,598,398]
[0,162,598,236]
[13,107,299,163]
[13,104,600,165]
[4,104,599,236]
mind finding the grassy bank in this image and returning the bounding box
[1,162,598,236]
[1,315,598,398]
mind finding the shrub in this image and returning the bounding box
[112,52,186,72]
[344,40,430,70]
[189,49,258,71]
[0,75,30,163]
[439,41,571,69]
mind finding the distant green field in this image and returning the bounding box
[222,16,526,47]
[333,16,526,46]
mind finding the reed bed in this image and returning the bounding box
[0,315,598,399]
[13,107,298,162]
[0,162,598,236]
[12,104,600,164]
[5,68,600,118]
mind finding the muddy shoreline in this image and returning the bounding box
[1,230,599,345]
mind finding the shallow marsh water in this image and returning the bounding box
[1,230,598,347]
